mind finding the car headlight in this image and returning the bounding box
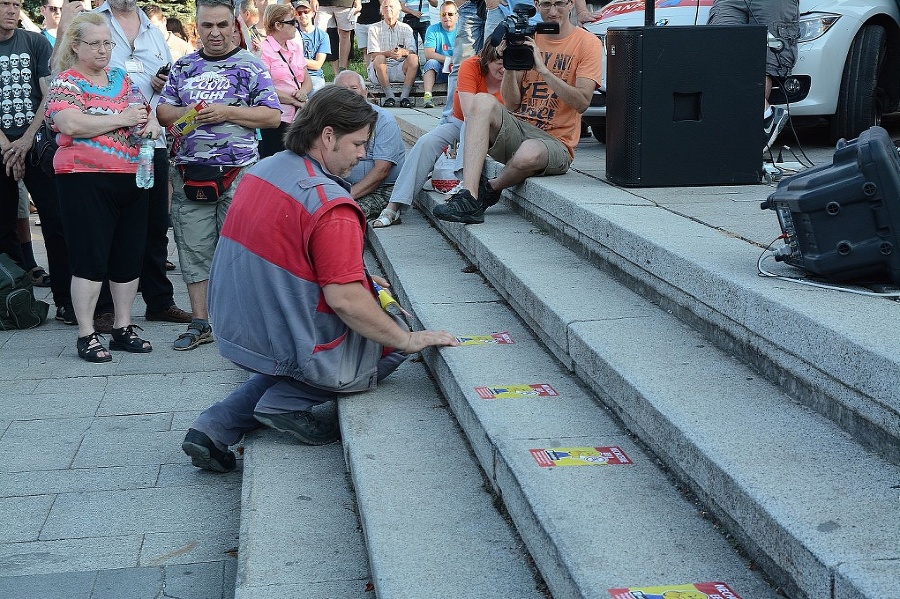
[798,12,840,43]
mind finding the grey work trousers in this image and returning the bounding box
[193,350,408,450]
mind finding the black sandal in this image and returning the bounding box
[77,332,112,363]
[109,324,153,353]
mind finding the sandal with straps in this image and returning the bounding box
[109,324,153,353]
[77,332,112,363]
[28,267,52,287]
[371,208,401,228]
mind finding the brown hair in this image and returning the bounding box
[264,4,294,33]
[478,38,502,74]
[284,86,378,155]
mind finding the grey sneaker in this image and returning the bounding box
[764,106,789,151]
[253,410,340,445]
[432,189,486,224]
[182,428,236,472]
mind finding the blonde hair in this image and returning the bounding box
[264,4,294,32]
[54,12,109,73]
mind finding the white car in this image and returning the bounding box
[582,0,900,144]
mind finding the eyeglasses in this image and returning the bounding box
[279,19,298,26]
[79,40,116,51]
[440,11,456,16]
[537,0,569,9]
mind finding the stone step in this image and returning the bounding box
[368,207,787,599]
[235,421,371,599]
[339,353,547,599]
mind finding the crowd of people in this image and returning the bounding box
[1,0,797,463]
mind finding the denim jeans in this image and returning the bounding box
[441,1,488,123]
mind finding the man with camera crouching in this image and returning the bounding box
[432,0,601,225]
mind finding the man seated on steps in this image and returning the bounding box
[432,0,601,225]
[334,70,406,220]
[181,87,459,473]
[420,0,457,108]
[367,0,419,107]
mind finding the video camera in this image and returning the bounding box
[489,5,559,70]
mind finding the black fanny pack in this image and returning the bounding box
[180,164,241,202]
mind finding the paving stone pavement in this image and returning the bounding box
[0,235,245,599]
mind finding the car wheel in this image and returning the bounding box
[830,23,887,143]
[590,120,606,144]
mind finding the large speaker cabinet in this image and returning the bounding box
[605,25,766,187]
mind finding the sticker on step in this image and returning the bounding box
[456,332,514,345]
[530,446,631,467]
[608,581,742,599]
[475,383,557,400]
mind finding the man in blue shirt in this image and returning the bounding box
[334,70,406,219]
[421,0,456,108]
[38,0,62,45]
[294,0,329,90]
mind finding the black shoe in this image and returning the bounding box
[478,174,501,207]
[764,106,789,151]
[182,429,236,473]
[253,410,340,445]
[432,189,486,224]
[94,312,114,334]
[383,97,396,107]
[55,304,77,325]
[145,305,193,323]
[399,97,413,108]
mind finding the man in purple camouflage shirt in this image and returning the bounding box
[157,0,281,353]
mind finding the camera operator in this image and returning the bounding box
[433,0,601,225]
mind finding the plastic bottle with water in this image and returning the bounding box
[136,137,154,189]
[126,84,154,189]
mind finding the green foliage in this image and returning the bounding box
[144,0,195,27]
[22,0,41,23]
[19,0,194,28]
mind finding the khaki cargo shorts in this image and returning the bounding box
[488,109,571,176]
[170,164,251,284]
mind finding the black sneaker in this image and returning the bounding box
[432,189,486,224]
[764,106,789,151]
[253,410,340,445]
[55,304,77,325]
[478,174,502,207]
[182,428,236,473]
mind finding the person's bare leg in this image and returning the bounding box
[461,94,504,198]
[71,276,103,338]
[338,28,351,71]
[186,280,209,320]
[489,139,548,193]
[110,279,140,329]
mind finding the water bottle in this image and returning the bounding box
[136,137,154,189]
[125,83,145,143]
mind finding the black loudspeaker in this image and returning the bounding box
[605,25,766,187]
[762,126,900,284]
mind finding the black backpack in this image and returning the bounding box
[0,254,49,330]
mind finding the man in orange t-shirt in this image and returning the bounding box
[433,0,601,225]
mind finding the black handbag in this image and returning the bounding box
[180,164,241,202]
[28,119,58,178]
